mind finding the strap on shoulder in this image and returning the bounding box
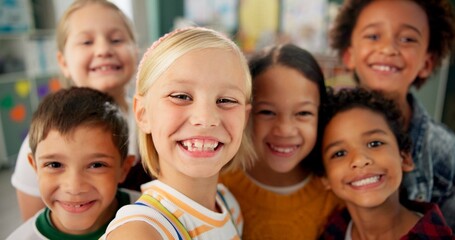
[135,194,192,240]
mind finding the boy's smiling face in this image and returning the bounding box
[29,126,133,235]
[343,0,433,97]
[322,108,412,209]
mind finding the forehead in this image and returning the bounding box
[356,0,429,33]
[326,107,391,136]
[253,65,320,104]
[151,48,248,93]
[67,4,130,35]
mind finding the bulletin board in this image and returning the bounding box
[0,73,60,166]
[0,0,32,33]
[0,74,33,165]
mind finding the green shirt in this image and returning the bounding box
[35,190,132,240]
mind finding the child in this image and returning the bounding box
[330,0,455,228]
[7,87,139,240]
[102,27,256,239]
[219,44,343,239]
[10,0,147,221]
[318,88,453,239]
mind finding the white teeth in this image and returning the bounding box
[181,139,219,152]
[269,144,295,153]
[94,65,119,71]
[351,175,380,187]
[371,65,397,72]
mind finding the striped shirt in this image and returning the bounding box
[103,180,243,239]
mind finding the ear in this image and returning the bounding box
[118,155,135,183]
[342,47,355,70]
[417,53,434,79]
[321,176,332,190]
[400,151,414,172]
[27,153,38,173]
[134,94,151,133]
[57,51,71,79]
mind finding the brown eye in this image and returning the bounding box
[367,141,383,148]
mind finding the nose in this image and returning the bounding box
[189,100,220,128]
[62,170,89,195]
[95,38,113,58]
[350,150,373,169]
[272,116,297,137]
[379,38,399,56]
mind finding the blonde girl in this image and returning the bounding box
[11,0,140,220]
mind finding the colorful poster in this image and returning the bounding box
[0,74,32,165]
[0,73,60,166]
[0,0,32,33]
[238,0,279,53]
[184,0,238,34]
[281,0,328,53]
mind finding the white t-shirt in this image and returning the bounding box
[6,188,140,240]
[11,105,138,197]
[102,180,243,240]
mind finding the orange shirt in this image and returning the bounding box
[219,170,344,239]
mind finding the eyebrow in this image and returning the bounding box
[163,78,246,94]
[254,100,319,107]
[37,153,116,161]
[323,128,388,154]
[361,23,423,37]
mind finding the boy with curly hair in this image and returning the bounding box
[330,0,455,228]
[318,88,453,239]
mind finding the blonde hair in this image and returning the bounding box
[56,0,136,53]
[136,27,256,177]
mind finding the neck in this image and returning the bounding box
[247,159,309,187]
[160,173,220,212]
[347,194,419,240]
[383,92,412,131]
[108,89,128,113]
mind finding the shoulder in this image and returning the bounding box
[104,221,164,240]
[6,210,42,240]
[217,183,241,211]
[219,170,246,185]
[426,120,455,146]
[320,208,351,240]
[104,198,179,240]
[405,201,454,238]
[11,135,40,196]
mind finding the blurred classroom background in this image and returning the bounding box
[0,0,455,237]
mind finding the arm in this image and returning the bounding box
[107,221,163,240]
[11,135,44,220]
[15,191,45,220]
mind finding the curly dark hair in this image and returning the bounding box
[330,0,455,88]
[248,43,327,171]
[311,87,412,176]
